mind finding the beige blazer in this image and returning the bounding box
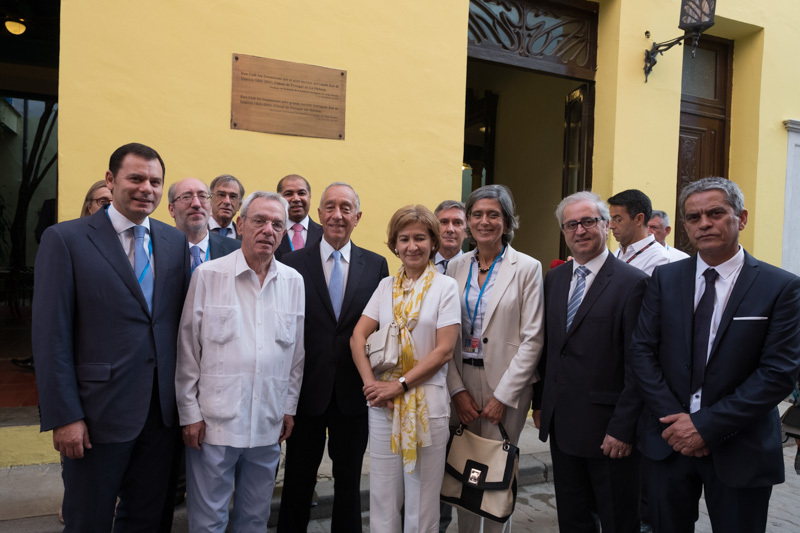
[446,245,544,409]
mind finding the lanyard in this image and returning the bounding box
[623,239,656,264]
[465,246,504,336]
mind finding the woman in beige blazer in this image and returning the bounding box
[445,184,545,532]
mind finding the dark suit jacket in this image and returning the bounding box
[282,240,389,416]
[536,254,648,457]
[275,218,323,261]
[208,231,241,259]
[631,251,800,488]
[33,209,191,443]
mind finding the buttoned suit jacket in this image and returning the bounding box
[208,230,241,259]
[631,251,800,488]
[445,245,545,409]
[536,255,648,457]
[281,240,389,416]
[275,218,323,261]
[33,208,191,443]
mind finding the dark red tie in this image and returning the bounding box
[691,268,718,393]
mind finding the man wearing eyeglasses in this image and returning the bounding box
[169,178,241,271]
[176,191,305,531]
[209,174,245,239]
[533,191,648,533]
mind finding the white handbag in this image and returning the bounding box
[366,321,399,374]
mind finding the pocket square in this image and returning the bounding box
[732,316,768,321]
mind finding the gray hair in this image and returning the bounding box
[210,174,245,198]
[650,209,671,227]
[555,191,610,226]
[679,177,744,218]
[240,191,289,225]
[465,184,519,245]
[434,200,465,216]
[319,181,360,212]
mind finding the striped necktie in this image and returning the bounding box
[566,266,589,331]
[133,225,154,312]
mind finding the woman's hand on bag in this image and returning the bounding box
[453,391,481,424]
[363,380,402,409]
[480,396,507,425]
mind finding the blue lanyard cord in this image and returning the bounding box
[465,246,505,336]
[137,238,153,284]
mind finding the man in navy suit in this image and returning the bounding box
[631,177,800,533]
[534,191,648,532]
[277,182,388,532]
[275,174,323,260]
[33,143,191,532]
[168,177,241,268]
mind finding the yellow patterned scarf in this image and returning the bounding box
[380,261,436,473]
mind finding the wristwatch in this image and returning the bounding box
[399,376,409,392]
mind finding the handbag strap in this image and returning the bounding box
[455,411,512,449]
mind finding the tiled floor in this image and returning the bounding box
[0,304,37,409]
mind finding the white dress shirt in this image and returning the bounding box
[666,244,691,261]
[459,247,507,361]
[176,250,306,447]
[288,215,310,246]
[106,203,153,272]
[569,248,609,301]
[435,250,463,274]
[320,238,352,289]
[209,217,237,239]
[689,246,745,413]
[614,234,671,276]
[188,231,211,263]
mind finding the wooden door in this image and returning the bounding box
[674,36,733,252]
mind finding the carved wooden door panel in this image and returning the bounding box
[674,36,732,253]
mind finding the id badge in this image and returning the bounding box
[463,336,480,354]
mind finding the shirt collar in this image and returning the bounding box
[573,247,608,275]
[626,234,657,253]
[107,203,150,234]
[193,231,210,254]
[435,250,462,265]
[208,217,236,232]
[234,248,279,281]
[696,245,744,281]
[291,215,310,230]
[470,246,507,265]
[321,237,352,263]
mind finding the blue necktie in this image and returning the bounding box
[692,268,718,393]
[566,266,589,331]
[190,245,202,273]
[329,250,344,320]
[133,225,154,312]
[217,227,229,238]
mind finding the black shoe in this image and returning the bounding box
[11,357,34,370]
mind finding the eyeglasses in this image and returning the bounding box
[214,191,241,202]
[93,198,111,207]
[244,216,285,233]
[173,192,211,204]
[561,217,604,232]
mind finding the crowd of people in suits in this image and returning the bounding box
[30,141,800,533]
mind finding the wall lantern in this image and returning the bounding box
[643,0,716,82]
[4,17,27,36]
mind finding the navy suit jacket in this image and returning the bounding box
[275,218,323,261]
[281,240,389,416]
[536,254,648,456]
[33,209,191,443]
[631,251,800,487]
[208,230,241,259]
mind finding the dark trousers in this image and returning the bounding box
[549,430,641,533]
[644,454,772,533]
[277,399,368,533]
[61,379,176,533]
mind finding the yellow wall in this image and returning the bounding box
[58,0,470,266]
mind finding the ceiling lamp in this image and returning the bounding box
[5,18,27,36]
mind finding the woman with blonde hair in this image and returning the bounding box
[351,204,460,532]
[80,180,112,217]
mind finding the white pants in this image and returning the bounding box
[368,407,450,533]
[186,442,280,533]
[453,365,532,533]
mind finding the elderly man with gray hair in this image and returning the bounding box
[176,191,305,532]
[647,209,690,261]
